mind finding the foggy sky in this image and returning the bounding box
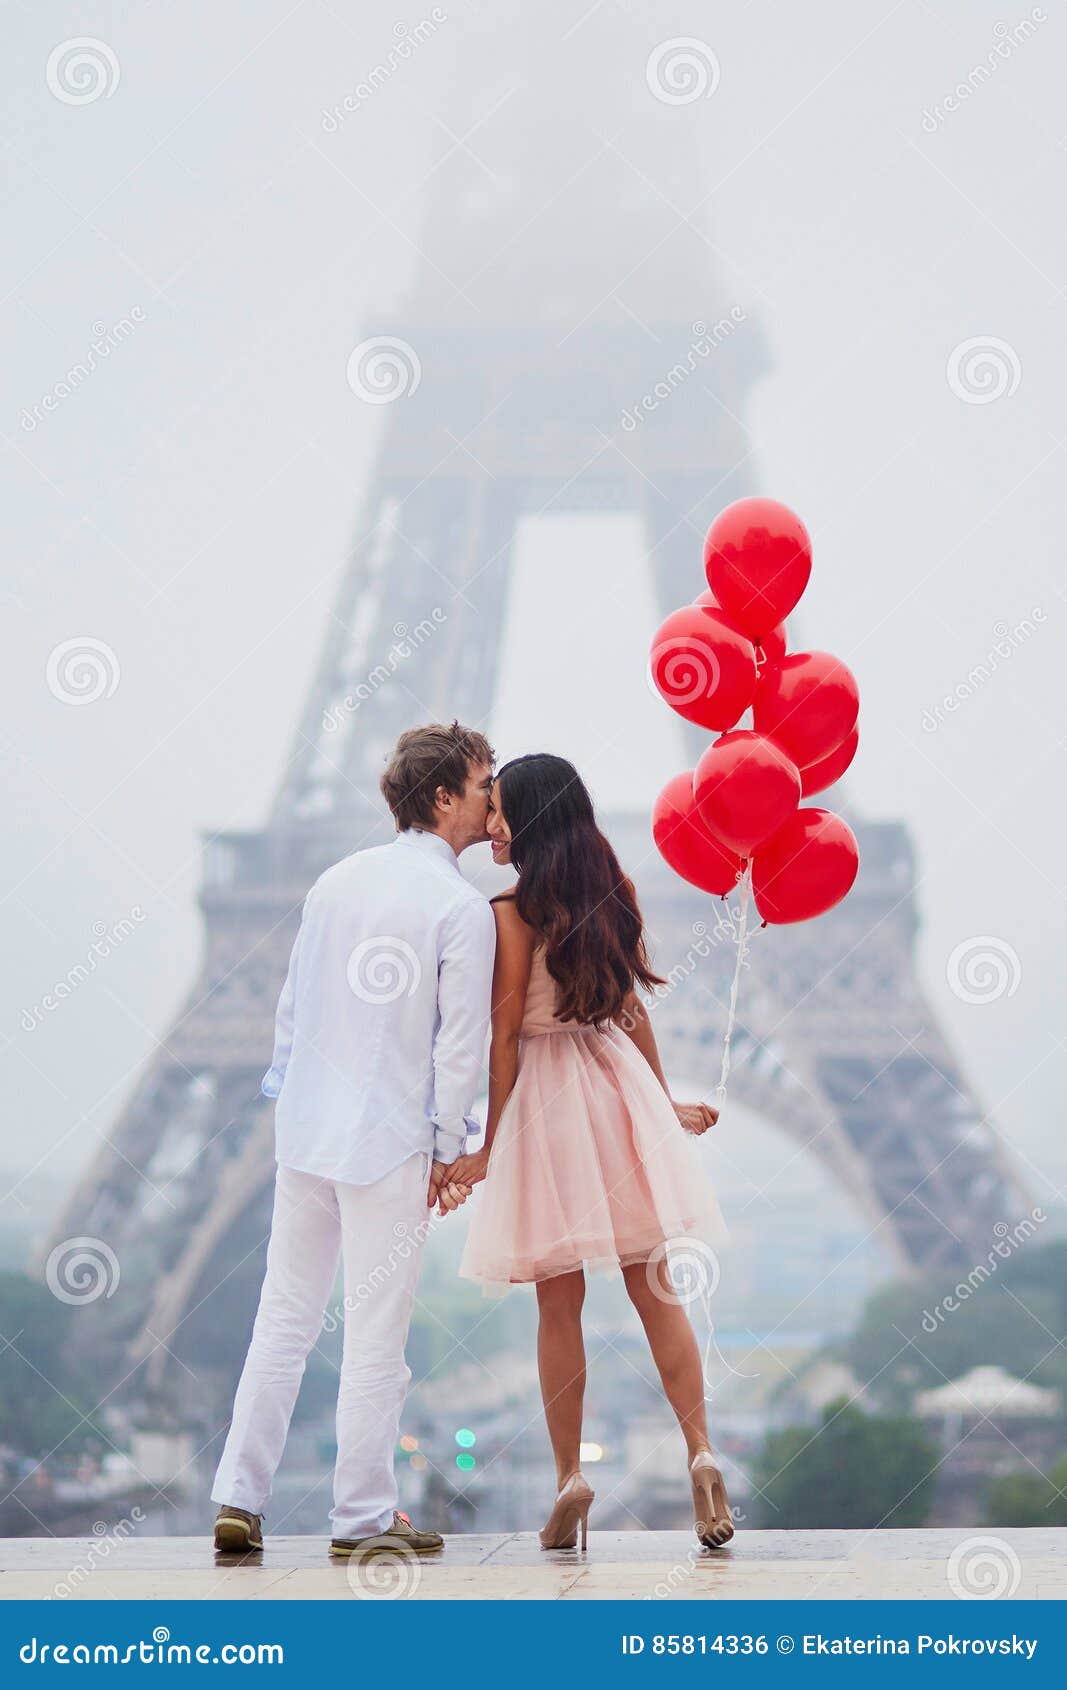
[3,0,1064,1236]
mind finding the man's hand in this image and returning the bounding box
[429,1160,473,1216]
[428,1160,447,1208]
[674,1101,718,1136]
[441,1146,491,1189]
[437,1179,472,1216]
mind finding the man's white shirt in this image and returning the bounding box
[262,828,496,1184]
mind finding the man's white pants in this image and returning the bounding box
[210,1151,430,1540]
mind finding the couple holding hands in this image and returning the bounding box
[212,722,732,1562]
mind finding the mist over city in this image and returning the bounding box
[2,0,1064,1608]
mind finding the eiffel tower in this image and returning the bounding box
[43,5,1028,1415]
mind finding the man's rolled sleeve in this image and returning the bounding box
[430,895,496,1163]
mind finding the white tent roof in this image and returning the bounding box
[915,1364,1060,1419]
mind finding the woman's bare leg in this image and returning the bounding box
[535,1269,587,1487]
[622,1255,711,1461]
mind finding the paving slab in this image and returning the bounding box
[1,1530,1063,1600]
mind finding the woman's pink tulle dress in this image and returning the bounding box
[459,939,729,1293]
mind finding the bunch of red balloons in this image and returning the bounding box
[650,497,860,925]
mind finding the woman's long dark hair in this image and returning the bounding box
[496,753,663,1027]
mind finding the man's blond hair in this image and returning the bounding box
[380,722,495,831]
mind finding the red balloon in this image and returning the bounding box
[694,587,787,664]
[759,620,788,666]
[649,604,757,731]
[704,497,812,639]
[752,807,860,925]
[801,725,858,797]
[693,730,801,858]
[652,772,744,895]
[753,650,859,769]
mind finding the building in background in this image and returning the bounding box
[33,1,1032,1535]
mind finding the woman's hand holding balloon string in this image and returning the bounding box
[674,1101,719,1136]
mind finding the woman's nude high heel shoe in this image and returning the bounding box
[689,1451,734,1548]
[539,1472,594,1550]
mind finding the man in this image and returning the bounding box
[211,722,496,1560]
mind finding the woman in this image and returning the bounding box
[448,754,734,1553]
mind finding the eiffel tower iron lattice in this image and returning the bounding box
[41,9,1029,1418]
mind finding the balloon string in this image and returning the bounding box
[698,1280,759,1397]
[713,863,752,1113]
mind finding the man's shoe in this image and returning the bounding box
[213,1505,264,1553]
[329,1509,443,1557]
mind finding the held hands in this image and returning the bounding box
[673,1101,719,1136]
[426,1147,490,1218]
[441,1147,491,1190]
[428,1159,473,1217]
